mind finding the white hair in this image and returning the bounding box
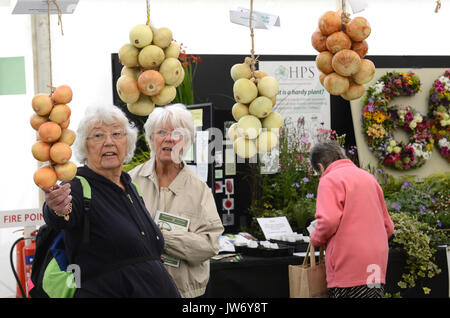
[73,105,138,164]
[143,103,195,158]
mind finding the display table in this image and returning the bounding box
[205,246,448,298]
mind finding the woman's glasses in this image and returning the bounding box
[154,129,183,140]
[87,131,127,143]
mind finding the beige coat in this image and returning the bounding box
[129,158,224,298]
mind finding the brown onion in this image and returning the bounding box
[332,49,361,76]
[345,17,371,42]
[324,72,350,95]
[341,82,366,100]
[318,11,342,35]
[311,30,328,52]
[316,51,334,74]
[137,70,165,96]
[352,59,375,84]
[326,31,351,54]
[351,40,369,58]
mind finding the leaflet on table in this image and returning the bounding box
[256,216,293,240]
[155,211,190,267]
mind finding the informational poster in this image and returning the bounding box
[256,216,293,240]
[189,108,203,127]
[258,60,331,133]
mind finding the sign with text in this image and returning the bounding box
[258,60,331,134]
[256,216,293,240]
[12,0,79,14]
[0,208,44,228]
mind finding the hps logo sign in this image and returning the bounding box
[274,65,316,81]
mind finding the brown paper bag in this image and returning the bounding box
[288,244,328,298]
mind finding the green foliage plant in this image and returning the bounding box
[388,213,443,296]
[173,45,201,106]
[382,172,449,297]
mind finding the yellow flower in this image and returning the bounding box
[364,112,372,119]
[374,113,386,123]
[408,80,413,85]
[367,124,387,138]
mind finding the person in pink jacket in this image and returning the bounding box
[309,141,394,298]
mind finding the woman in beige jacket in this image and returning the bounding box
[129,104,224,298]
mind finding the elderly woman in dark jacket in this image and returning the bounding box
[42,105,180,298]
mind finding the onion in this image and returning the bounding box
[311,30,328,52]
[326,31,351,54]
[316,51,334,74]
[345,17,371,42]
[323,72,350,95]
[352,59,375,84]
[318,11,342,35]
[351,40,368,58]
[341,82,366,100]
[319,73,327,86]
[332,49,361,76]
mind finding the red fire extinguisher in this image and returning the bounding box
[14,238,26,298]
[10,231,37,298]
[23,239,36,298]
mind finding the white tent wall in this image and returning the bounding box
[0,0,449,297]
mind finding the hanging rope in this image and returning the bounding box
[52,0,64,35]
[146,0,151,25]
[249,0,256,76]
[47,0,54,93]
[340,0,351,25]
[435,0,441,13]
[46,0,64,94]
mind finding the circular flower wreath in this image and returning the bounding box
[428,70,450,162]
[362,71,434,170]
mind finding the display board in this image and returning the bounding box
[184,103,215,192]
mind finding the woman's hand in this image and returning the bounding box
[44,183,72,215]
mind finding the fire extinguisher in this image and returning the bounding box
[23,238,36,297]
[10,231,37,298]
[13,238,26,298]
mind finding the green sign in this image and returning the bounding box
[0,57,26,95]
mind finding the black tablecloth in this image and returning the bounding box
[205,246,448,298]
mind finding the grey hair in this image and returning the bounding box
[73,105,138,164]
[143,103,195,157]
[309,140,347,173]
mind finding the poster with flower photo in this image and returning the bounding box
[258,60,331,136]
[258,61,331,174]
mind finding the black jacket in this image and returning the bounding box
[43,166,180,298]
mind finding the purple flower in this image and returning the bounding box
[401,181,413,189]
[292,183,300,188]
[367,105,375,113]
[302,177,309,183]
[300,136,309,144]
[419,205,426,215]
[431,198,436,205]
[391,202,401,211]
[306,193,314,199]
[437,220,442,228]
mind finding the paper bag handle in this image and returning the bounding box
[302,243,325,267]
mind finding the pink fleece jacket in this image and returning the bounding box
[310,159,394,288]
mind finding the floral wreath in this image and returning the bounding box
[428,70,450,162]
[362,71,434,170]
